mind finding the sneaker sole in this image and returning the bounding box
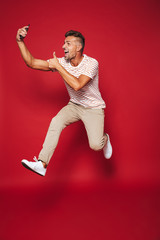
[21,161,45,177]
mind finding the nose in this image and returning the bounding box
[62,43,65,49]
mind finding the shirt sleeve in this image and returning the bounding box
[82,59,99,79]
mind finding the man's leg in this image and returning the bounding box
[21,102,80,175]
[38,103,80,165]
[81,108,112,158]
[81,108,107,151]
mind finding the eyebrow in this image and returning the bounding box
[64,40,71,43]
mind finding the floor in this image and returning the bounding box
[1,181,160,240]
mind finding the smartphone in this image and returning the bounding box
[20,24,30,40]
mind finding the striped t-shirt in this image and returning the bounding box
[56,54,106,109]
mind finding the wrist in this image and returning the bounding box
[56,62,62,71]
[16,38,24,44]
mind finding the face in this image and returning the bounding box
[62,36,81,60]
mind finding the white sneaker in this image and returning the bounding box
[21,156,47,176]
[103,134,112,159]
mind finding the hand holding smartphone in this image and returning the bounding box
[19,24,30,40]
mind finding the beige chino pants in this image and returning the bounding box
[38,101,107,165]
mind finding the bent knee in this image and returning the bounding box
[89,142,103,151]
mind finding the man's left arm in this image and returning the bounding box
[48,52,91,91]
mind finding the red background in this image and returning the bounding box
[0,0,160,239]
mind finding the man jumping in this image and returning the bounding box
[16,25,112,176]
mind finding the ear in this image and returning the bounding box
[76,43,83,52]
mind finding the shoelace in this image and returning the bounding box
[33,156,38,162]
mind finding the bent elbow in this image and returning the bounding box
[73,84,82,91]
[26,56,35,69]
[26,62,32,68]
[74,87,80,91]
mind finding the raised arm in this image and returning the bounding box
[16,26,51,71]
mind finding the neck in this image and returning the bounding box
[70,54,84,67]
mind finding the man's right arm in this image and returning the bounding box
[16,26,51,71]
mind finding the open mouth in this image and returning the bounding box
[64,50,69,55]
